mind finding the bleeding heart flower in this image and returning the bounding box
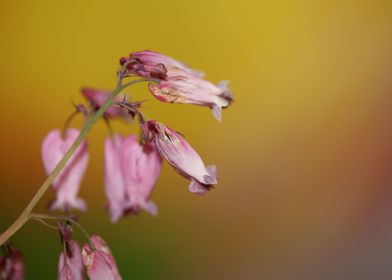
[41,128,89,211]
[0,248,24,280]
[58,240,83,280]
[119,50,233,122]
[104,134,162,222]
[148,69,233,122]
[144,120,217,195]
[82,235,121,280]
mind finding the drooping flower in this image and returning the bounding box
[82,235,121,280]
[104,134,162,222]
[0,248,24,280]
[81,87,126,118]
[144,120,217,195]
[119,50,233,122]
[119,50,204,80]
[58,240,83,280]
[41,128,89,211]
[148,69,233,122]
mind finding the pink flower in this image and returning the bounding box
[58,240,83,280]
[119,50,204,80]
[0,248,24,280]
[41,128,89,211]
[148,70,233,122]
[81,87,126,118]
[119,50,233,122]
[144,120,217,195]
[82,235,121,280]
[104,134,162,222]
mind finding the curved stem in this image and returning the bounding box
[30,213,95,250]
[61,110,79,139]
[31,217,58,230]
[0,78,154,246]
[114,102,150,123]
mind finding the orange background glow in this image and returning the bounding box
[1,0,392,279]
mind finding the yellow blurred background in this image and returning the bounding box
[1,0,392,279]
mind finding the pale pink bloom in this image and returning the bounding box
[0,248,24,280]
[41,128,89,211]
[104,134,125,223]
[105,134,162,222]
[148,69,233,122]
[119,50,204,80]
[144,120,217,195]
[104,134,162,222]
[82,235,121,280]
[81,87,126,118]
[120,135,162,216]
[58,240,83,280]
[119,50,233,121]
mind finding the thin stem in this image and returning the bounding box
[114,102,150,123]
[31,217,58,230]
[0,78,155,246]
[30,213,95,250]
[61,110,79,139]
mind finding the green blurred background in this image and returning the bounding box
[1,0,392,279]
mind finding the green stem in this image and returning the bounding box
[31,217,58,230]
[0,79,152,246]
[30,213,95,251]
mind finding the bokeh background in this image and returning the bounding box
[1,0,392,279]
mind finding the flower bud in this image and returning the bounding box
[145,120,217,195]
[58,240,83,280]
[0,248,24,280]
[82,235,121,280]
[129,50,204,78]
[119,50,204,80]
[41,129,89,211]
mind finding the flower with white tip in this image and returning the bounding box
[144,120,217,195]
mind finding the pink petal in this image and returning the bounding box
[146,121,217,193]
[58,240,83,280]
[147,70,233,122]
[82,236,121,280]
[120,136,162,213]
[129,50,204,78]
[104,134,162,220]
[104,135,128,223]
[41,128,89,211]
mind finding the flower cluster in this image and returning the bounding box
[41,50,233,221]
[119,50,234,122]
[56,222,121,280]
[0,50,232,279]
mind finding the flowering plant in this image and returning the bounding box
[0,50,233,279]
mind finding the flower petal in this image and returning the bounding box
[41,128,89,211]
[82,235,121,280]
